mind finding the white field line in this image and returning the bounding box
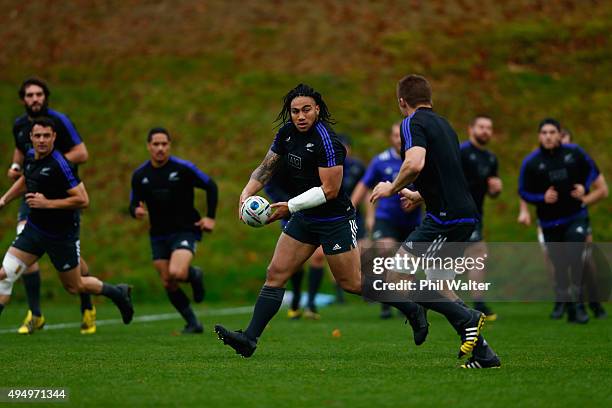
[0,305,254,334]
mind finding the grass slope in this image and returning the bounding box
[0,1,610,301]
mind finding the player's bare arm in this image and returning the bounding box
[581,174,608,206]
[0,175,27,208]
[64,143,89,164]
[370,146,425,203]
[268,165,343,223]
[239,150,282,216]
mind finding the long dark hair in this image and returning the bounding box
[275,83,335,127]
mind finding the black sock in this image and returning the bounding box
[0,303,4,317]
[22,271,42,317]
[307,266,324,310]
[290,268,304,310]
[413,290,471,329]
[335,283,345,303]
[101,283,122,302]
[245,285,285,341]
[384,301,419,317]
[80,293,94,314]
[187,266,199,282]
[166,288,198,326]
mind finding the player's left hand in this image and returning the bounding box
[267,202,289,224]
[487,177,502,196]
[370,181,394,204]
[195,217,215,232]
[25,192,50,208]
[571,184,585,200]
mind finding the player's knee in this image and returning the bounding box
[62,280,84,295]
[2,253,27,285]
[265,263,288,286]
[337,276,361,294]
[168,264,186,280]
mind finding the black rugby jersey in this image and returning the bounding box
[270,121,354,221]
[343,156,366,195]
[129,156,218,236]
[400,107,478,224]
[23,149,81,238]
[519,143,599,229]
[13,108,83,156]
[460,141,499,216]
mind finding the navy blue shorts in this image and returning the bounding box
[150,231,201,260]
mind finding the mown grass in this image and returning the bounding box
[0,301,610,407]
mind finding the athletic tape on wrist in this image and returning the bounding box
[288,187,326,213]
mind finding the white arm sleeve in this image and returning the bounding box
[287,187,327,214]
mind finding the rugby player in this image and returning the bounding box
[370,74,501,368]
[9,77,95,334]
[519,120,607,322]
[351,122,422,319]
[0,118,133,325]
[215,84,429,358]
[130,127,218,333]
[460,115,501,320]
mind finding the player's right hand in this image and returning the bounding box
[134,201,148,219]
[7,168,22,181]
[238,192,250,221]
[267,202,289,224]
[517,210,531,226]
[544,186,558,204]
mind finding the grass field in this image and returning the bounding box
[1,300,610,407]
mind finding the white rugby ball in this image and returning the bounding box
[241,196,271,228]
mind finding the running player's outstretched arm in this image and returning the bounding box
[26,182,89,210]
[0,175,26,208]
[370,147,425,203]
[391,147,425,193]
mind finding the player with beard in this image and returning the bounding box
[460,115,502,320]
[8,77,96,334]
[351,122,422,319]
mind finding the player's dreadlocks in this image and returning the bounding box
[275,83,335,127]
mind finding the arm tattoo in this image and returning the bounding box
[251,150,281,185]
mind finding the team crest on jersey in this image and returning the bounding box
[288,153,302,169]
[564,153,574,163]
[306,143,315,152]
[168,171,180,181]
[142,177,149,184]
[385,167,393,175]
